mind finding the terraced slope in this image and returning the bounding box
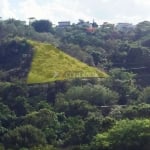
[27,41,108,84]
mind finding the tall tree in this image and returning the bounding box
[32,20,53,33]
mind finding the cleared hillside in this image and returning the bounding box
[27,41,108,84]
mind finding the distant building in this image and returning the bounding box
[116,23,135,32]
[101,22,115,30]
[58,21,71,28]
[76,20,92,28]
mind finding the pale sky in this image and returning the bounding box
[1,0,150,25]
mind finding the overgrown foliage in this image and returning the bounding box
[0,18,150,150]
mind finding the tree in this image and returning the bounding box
[65,84,119,106]
[104,68,139,105]
[91,119,150,150]
[135,21,150,39]
[138,87,150,104]
[0,102,16,120]
[60,117,85,146]
[126,46,150,69]
[22,109,60,144]
[84,113,103,143]
[122,103,150,119]
[2,125,46,149]
[92,21,98,28]
[55,99,101,118]
[141,38,150,47]
[32,20,53,33]
[0,82,30,116]
[22,109,58,129]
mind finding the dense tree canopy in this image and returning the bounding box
[92,119,150,150]
[32,20,53,33]
[0,18,150,150]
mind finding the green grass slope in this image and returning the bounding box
[27,41,108,84]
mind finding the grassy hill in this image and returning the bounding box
[27,41,108,84]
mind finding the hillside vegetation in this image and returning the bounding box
[27,40,108,84]
[0,19,150,150]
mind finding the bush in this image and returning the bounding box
[2,125,46,149]
[91,119,150,150]
[65,84,119,106]
[138,87,150,104]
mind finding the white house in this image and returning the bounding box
[116,23,135,32]
[58,21,71,28]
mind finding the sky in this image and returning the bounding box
[1,0,150,25]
